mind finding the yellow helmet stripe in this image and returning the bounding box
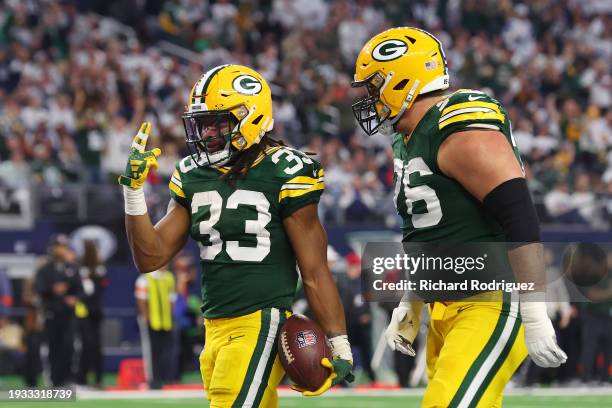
[192,64,230,104]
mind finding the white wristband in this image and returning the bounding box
[328,335,353,363]
[123,186,147,215]
[519,292,555,339]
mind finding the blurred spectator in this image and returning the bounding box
[544,181,588,224]
[337,252,376,383]
[34,234,82,386]
[171,253,202,381]
[576,248,612,384]
[0,267,12,315]
[21,267,43,387]
[135,267,176,389]
[0,268,21,375]
[75,114,107,184]
[76,239,108,387]
[571,173,598,225]
[0,312,24,376]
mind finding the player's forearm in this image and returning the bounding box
[126,214,168,273]
[507,243,546,292]
[302,271,347,337]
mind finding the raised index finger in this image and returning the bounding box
[132,122,151,152]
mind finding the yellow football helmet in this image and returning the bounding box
[352,27,449,135]
[182,64,274,166]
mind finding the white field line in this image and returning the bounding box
[76,387,612,400]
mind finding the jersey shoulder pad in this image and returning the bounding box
[264,146,324,215]
[265,146,323,182]
[436,89,506,132]
[168,156,194,206]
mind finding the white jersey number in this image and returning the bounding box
[394,157,442,228]
[191,190,271,262]
[271,147,313,175]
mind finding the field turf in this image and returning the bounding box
[2,395,611,408]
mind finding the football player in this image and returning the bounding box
[119,65,353,407]
[351,28,567,407]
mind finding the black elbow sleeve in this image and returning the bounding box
[482,177,541,243]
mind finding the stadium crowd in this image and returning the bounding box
[0,0,611,389]
[0,0,610,227]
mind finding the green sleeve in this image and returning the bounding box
[169,165,189,209]
[278,158,325,219]
[437,93,507,139]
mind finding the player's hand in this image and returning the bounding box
[385,300,424,356]
[520,293,567,368]
[117,122,161,189]
[290,357,354,396]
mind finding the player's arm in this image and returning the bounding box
[283,204,354,394]
[126,199,189,273]
[284,204,347,336]
[438,129,567,368]
[119,122,190,273]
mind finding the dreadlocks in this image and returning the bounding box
[222,135,286,183]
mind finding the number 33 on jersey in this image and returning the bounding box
[168,146,324,318]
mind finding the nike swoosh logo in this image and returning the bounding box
[468,95,485,101]
[228,335,245,342]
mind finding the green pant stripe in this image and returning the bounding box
[471,314,522,406]
[232,309,271,408]
[448,294,511,408]
[251,312,286,407]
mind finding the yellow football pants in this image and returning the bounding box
[200,308,289,408]
[422,292,528,408]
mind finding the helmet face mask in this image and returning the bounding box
[351,72,391,136]
[182,110,238,167]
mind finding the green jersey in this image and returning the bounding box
[169,146,324,318]
[393,89,522,242]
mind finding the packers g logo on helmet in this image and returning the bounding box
[372,39,408,62]
[233,75,262,95]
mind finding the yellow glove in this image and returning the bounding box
[117,122,161,189]
[290,357,354,396]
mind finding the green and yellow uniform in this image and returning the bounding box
[393,89,523,242]
[393,90,528,408]
[169,145,323,407]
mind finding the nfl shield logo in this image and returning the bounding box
[295,330,317,348]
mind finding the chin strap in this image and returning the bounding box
[389,79,421,127]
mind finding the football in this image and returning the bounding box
[278,314,332,391]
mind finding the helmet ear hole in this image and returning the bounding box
[251,115,263,125]
[393,79,410,91]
